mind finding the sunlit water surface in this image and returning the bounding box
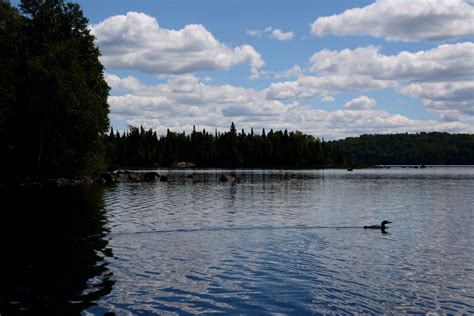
[1,168,474,314]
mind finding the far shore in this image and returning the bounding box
[3,164,473,189]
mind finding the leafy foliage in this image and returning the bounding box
[0,0,109,177]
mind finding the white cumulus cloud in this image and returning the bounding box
[265,75,389,100]
[311,0,474,41]
[106,74,474,139]
[400,81,474,117]
[309,43,474,82]
[90,12,264,77]
[344,96,377,110]
[307,43,474,119]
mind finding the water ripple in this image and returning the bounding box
[90,168,474,314]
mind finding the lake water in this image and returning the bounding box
[1,168,474,314]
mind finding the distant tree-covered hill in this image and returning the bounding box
[328,132,474,165]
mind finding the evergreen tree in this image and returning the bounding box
[104,123,343,168]
[0,1,25,172]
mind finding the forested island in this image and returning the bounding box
[1,0,474,182]
[105,124,343,169]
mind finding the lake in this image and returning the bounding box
[1,168,473,314]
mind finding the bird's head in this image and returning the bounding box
[381,220,392,226]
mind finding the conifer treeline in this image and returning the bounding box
[105,123,344,168]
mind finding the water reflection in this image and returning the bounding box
[0,185,114,315]
[2,168,473,314]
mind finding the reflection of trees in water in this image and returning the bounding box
[0,185,114,314]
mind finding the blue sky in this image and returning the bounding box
[13,0,474,139]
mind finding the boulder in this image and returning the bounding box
[99,172,113,183]
[175,162,196,168]
[95,177,106,184]
[219,174,240,183]
[143,172,159,181]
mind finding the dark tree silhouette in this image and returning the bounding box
[104,122,344,169]
[0,0,109,177]
[328,132,474,165]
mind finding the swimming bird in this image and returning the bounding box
[364,220,392,231]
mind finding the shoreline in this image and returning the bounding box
[3,164,471,189]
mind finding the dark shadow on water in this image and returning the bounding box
[0,185,114,315]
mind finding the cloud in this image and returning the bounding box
[271,29,294,41]
[307,43,474,118]
[400,81,474,118]
[309,43,474,82]
[321,95,335,103]
[265,43,473,103]
[246,26,294,41]
[90,12,264,77]
[260,65,303,79]
[246,26,272,37]
[105,74,144,93]
[107,74,473,139]
[344,96,376,110]
[311,0,474,41]
[265,75,389,100]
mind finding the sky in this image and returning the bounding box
[14,0,474,139]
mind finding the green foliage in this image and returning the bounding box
[329,132,474,165]
[0,0,109,177]
[105,123,344,169]
[0,1,25,166]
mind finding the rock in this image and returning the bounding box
[4,175,30,187]
[99,172,113,183]
[95,177,106,184]
[80,176,95,184]
[127,172,139,182]
[56,178,71,186]
[219,174,240,183]
[42,178,70,186]
[44,179,60,187]
[1,170,170,188]
[143,172,159,181]
[115,171,130,182]
[175,162,196,168]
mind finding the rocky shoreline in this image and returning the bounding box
[0,170,167,188]
[0,170,245,189]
